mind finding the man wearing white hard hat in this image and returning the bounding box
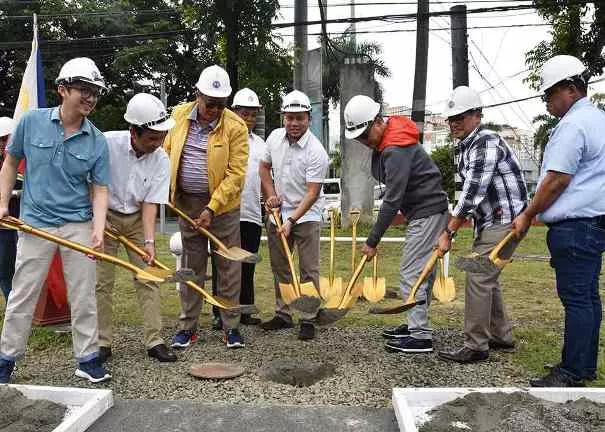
[343,95,448,354]
[0,57,111,383]
[512,55,605,387]
[259,90,329,341]
[210,88,266,328]
[0,117,18,302]
[96,93,176,363]
[164,65,249,349]
[436,86,527,364]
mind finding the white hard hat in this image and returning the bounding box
[169,231,183,256]
[0,117,15,137]
[232,88,261,108]
[55,57,107,91]
[123,93,175,131]
[281,90,312,113]
[343,95,381,139]
[195,65,232,98]
[538,55,587,93]
[443,86,483,118]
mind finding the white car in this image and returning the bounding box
[322,178,341,225]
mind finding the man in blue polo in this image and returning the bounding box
[513,55,605,387]
[0,57,111,383]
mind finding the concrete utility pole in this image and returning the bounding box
[350,0,356,45]
[411,0,429,142]
[159,79,167,234]
[294,0,308,89]
[224,0,239,96]
[450,5,469,88]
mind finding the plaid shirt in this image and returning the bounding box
[453,126,528,231]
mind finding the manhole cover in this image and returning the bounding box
[257,360,336,387]
[189,362,245,380]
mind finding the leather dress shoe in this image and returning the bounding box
[438,346,488,363]
[147,344,177,362]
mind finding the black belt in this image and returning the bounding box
[547,215,605,228]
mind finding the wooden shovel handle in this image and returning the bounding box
[329,209,336,284]
[489,231,516,261]
[270,209,300,294]
[373,252,378,283]
[404,250,440,304]
[166,202,227,253]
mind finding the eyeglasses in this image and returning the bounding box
[198,93,227,110]
[67,85,102,99]
[542,80,573,102]
[446,113,467,124]
[358,121,374,140]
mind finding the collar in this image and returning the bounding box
[188,104,217,130]
[457,125,481,151]
[51,106,91,135]
[563,96,590,118]
[285,128,310,148]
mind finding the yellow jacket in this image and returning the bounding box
[164,101,249,215]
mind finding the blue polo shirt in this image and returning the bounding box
[7,107,110,228]
[538,97,605,223]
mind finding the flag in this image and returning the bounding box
[14,14,46,122]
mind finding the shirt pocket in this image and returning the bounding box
[65,146,91,178]
[29,140,55,166]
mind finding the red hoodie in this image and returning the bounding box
[377,116,420,152]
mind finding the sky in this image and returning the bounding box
[273,0,605,141]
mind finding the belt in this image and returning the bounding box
[547,215,605,228]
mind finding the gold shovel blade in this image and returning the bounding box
[319,277,344,302]
[363,277,386,303]
[214,247,261,264]
[278,282,300,306]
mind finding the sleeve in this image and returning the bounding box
[6,113,28,160]
[90,135,110,186]
[541,121,584,175]
[207,121,249,212]
[143,154,170,204]
[366,148,413,248]
[306,145,329,183]
[261,130,276,165]
[452,137,498,218]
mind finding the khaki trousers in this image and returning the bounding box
[464,223,519,351]
[0,222,99,362]
[176,193,241,331]
[266,220,321,322]
[96,210,164,350]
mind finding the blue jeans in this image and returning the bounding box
[0,229,17,300]
[547,218,605,380]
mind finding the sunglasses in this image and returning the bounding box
[358,121,374,140]
[67,85,103,99]
[198,93,227,110]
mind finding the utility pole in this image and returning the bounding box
[294,0,308,90]
[450,5,469,88]
[159,79,167,234]
[224,0,239,96]
[350,0,356,45]
[411,0,429,142]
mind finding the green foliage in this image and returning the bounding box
[525,1,605,90]
[430,144,455,203]
[532,113,558,163]
[591,92,605,111]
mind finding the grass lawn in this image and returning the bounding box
[3,225,605,387]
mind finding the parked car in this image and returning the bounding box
[322,178,341,226]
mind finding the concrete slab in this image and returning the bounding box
[88,400,399,432]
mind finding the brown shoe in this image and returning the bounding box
[438,346,488,363]
[298,322,315,341]
[147,343,177,362]
[488,340,516,353]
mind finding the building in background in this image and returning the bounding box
[384,105,451,154]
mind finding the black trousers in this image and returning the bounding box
[213,221,262,318]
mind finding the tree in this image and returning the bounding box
[591,92,605,110]
[525,1,605,90]
[430,144,455,203]
[531,114,558,164]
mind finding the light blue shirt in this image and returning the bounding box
[538,97,605,223]
[8,107,110,228]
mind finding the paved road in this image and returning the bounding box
[89,400,400,432]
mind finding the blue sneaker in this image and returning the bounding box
[171,330,199,349]
[224,329,245,349]
[75,358,111,383]
[0,359,15,384]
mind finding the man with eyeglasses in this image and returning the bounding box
[512,55,605,387]
[343,95,448,353]
[164,65,249,349]
[96,93,177,364]
[436,86,527,365]
[0,117,18,302]
[0,57,111,383]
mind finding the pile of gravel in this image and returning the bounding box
[13,323,529,407]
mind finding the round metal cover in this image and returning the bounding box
[189,362,245,380]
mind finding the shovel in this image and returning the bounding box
[363,252,386,303]
[270,209,321,314]
[369,249,439,315]
[432,256,456,303]
[0,216,165,283]
[349,209,361,272]
[319,208,344,301]
[455,231,516,274]
[315,255,369,325]
[103,227,257,313]
[167,202,261,264]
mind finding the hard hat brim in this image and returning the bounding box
[232,103,262,108]
[345,126,366,140]
[196,85,232,99]
[148,117,176,131]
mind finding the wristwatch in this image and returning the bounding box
[144,239,155,245]
[287,217,297,225]
[444,227,457,239]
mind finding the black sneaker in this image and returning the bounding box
[99,346,112,363]
[530,367,585,387]
[298,322,315,341]
[381,323,410,340]
[488,340,516,352]
[260,315,294,331]
[385,336,433,353]
[544,363,598,381]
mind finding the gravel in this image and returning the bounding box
[12,322,530,408]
